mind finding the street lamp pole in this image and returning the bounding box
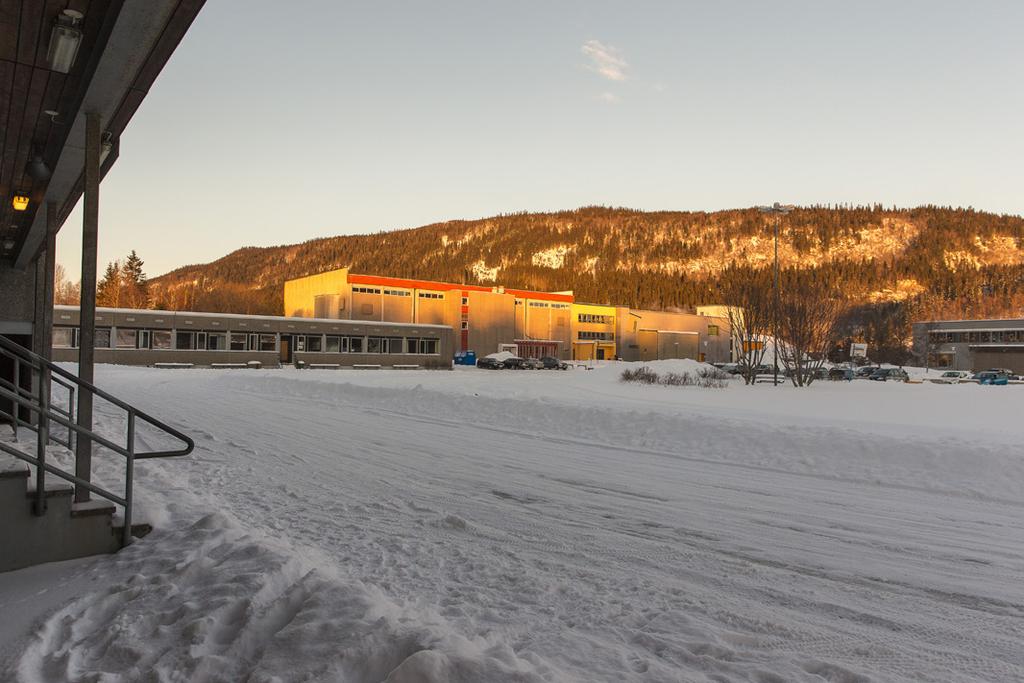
[757,203,795,386]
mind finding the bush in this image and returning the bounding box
[619,366,726,389]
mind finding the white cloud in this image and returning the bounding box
[598,92,621,104]
[581,40,628,81]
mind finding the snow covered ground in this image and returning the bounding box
[2,361,1023,682]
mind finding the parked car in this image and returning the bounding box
[930,370,971,384]
[982,368,1019,380]
[502,356,528,370]
[854,366,879,379]
[973,371,1009,386]
[540,356,569,370]
[476,357,504,370]
[868,368,908,382]
[521,357,544,370]
[829,367,855,381]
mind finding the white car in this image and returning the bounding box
[930,370,971,384]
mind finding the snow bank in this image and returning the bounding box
[14,510,554,683]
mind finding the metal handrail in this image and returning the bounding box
[0,334,194,546]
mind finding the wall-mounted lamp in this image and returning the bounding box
[47,9,84,74]
[12,195,30,212]
[100,134,114,165]
[2,239,15,251]
[26,152,52,181]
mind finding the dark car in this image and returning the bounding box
[540,356,569,370]
[855,366,879,378]
[476,357,504,369]
[829,367,854,381]
[502,356,528,370]
[521,357,544,370]
[868,368,908,382]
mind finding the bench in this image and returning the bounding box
[210,363,248,369]
[392,364,419,370]
[352,364,382,370]
[308,363,341,369]
[153,362,193,369]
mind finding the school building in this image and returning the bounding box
[284,268,732,363]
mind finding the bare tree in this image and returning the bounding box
[720,278,773,385]
[54,263,80,305]
[776,275,843,387]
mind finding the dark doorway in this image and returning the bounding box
[280,335,292,364]
[0,334,33,425]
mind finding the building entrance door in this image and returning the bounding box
[280,335,292,364]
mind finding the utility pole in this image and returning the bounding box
[757,203,795,386]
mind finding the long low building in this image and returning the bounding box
[284,268,732,363]
[912,317,1024,373]
[51,306,454,369]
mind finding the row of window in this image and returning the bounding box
[929,330,1024,344]
[578,331,614,340]
[53,327,439,355]
[293,335,439,354]
[383,289,411,297]
[418,292,444,299]
[578,313,614,325]
[352,287,381,294]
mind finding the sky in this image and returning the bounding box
[56,0,1024,279]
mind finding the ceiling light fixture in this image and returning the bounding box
[47,10,84,74]
[12,195,30,211]
[26,152,52,181]
[2,239,15,251]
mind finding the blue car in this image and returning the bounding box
[974,371,1009,386]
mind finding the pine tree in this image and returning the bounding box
[123,250,149,308]
[96,261,123,307]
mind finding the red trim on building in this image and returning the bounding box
[347,273,573,303]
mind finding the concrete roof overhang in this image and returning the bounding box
[1,0,204,269]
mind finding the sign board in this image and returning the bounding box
[850,342,868,359]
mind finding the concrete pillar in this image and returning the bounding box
[75,112,101,502]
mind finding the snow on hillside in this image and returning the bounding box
[2,365,1023,682]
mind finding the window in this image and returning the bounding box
[461,296,468,305]
[529,301,550,308]
[230,332,247,351]
[578,331,614,340]
[383,289,410,297]
[95,328,111,348]
[259,334,277,351]
[577,313,613,325]
[708,325,719,336]
[352,286,381,294]
[137,330,151,349]
[152,330,172,350]
[306,335,322,352]
[389,337,404,354]
[367,337,382,354]
[460,321,469,330]
[420,338,438,354]
[325,336,341,353]
[294,335,305,352]
[53,327,76,348]
[175,331,194,350]
[418,292,443,299]
[349,336,364,353]
[206,332,227,350]
[116,328,138,349]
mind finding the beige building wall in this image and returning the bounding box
[616,308,731,363]
[283,268,350,318]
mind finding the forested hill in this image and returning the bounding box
[148,205,1024,359]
